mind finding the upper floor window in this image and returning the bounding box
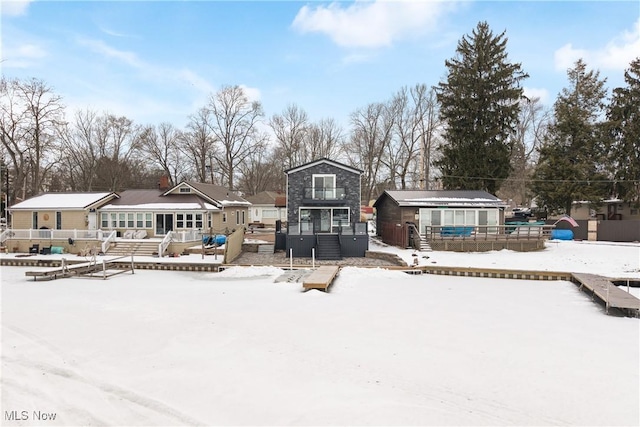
[313,174,335,199]
[179,187,191,193]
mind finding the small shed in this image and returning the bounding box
[374,190,507,241]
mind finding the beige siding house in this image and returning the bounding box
[9,192,118,231]
[567,199,640,221]
[245,191,286,227]
[4,182,250,255]
[99,181,251,237]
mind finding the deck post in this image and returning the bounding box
[102,259,106,280]
[312,248,315,269]
[131,254,135,274]
[289,248,293,270]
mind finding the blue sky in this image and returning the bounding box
[2,0,639,129]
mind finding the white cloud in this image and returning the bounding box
[1,0,33,16]
[77,38,143,68]
[554,18,640,71]
[2,42,47,68]
[177,69,215,94]
[292,0,457,48]
[240,84,262,103]
[342,52,375,65]
[523,87,550,105]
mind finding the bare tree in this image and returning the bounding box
[304,118,345,161]
[0,77,64,201]
[139,122,188,186]
[499,96,550,206]
[346,102,396,204]
[58,109,101,191]
[92,114,143,191]
[207,85,265,190]
[182,107,218,183]
[269,103,310,170]
[237,146,284,195]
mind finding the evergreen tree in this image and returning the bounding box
[605,58,640,206]
[435,21,528,194]
[531,59,609,215]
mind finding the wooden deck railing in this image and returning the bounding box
[424,224,555,241]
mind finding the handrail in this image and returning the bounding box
[424,224,555,241]
[101,230,117,254]
[158,231,173,258]
[0,229,8,244]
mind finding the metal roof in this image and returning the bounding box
[375,190,507,208]
[101,189,211,210]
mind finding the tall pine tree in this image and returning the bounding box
[435,21,528,194]
[605,57,640,206]
[532,59,609,215]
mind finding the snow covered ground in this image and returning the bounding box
[1,240,639,426]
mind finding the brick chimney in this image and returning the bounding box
[158,175,170,191]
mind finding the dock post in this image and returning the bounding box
[131,254,135,274]
[289,248,293,270]
[102,259,106,280]
[312,248,315,269]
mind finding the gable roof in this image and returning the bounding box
[284,158,362,175]
[245,191,284,205]
[374,190,506,208]
[100,189,219,211]
[9,192,118,211]
[163,181,251,208]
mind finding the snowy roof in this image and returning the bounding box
[166,181,251,207]
[375,190,506,208]
[10,192,116,210]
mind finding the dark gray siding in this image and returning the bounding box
[287,163,361,224]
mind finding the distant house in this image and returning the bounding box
[245,191,286,227]
[283,158,368,259]
[565,199,640,221]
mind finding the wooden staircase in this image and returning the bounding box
[105,240,159,256]
[409,223,432,252]
[316,234,342,260]
[418,234,432,252]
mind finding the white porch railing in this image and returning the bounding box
[158,231,174,258]
[172,229,202,243]
[101,230,117,254]
[1,229,105,241]
[1,228,203,254]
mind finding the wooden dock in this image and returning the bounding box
[572,273,640,316]
[25,256,134,281]
[302,266,340,291]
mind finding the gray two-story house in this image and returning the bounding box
[283,158,368,259]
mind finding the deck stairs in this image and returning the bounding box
[316,234,342,260]
[105,240,159,257]
[418,234,433,252]
[258,244,275,254]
